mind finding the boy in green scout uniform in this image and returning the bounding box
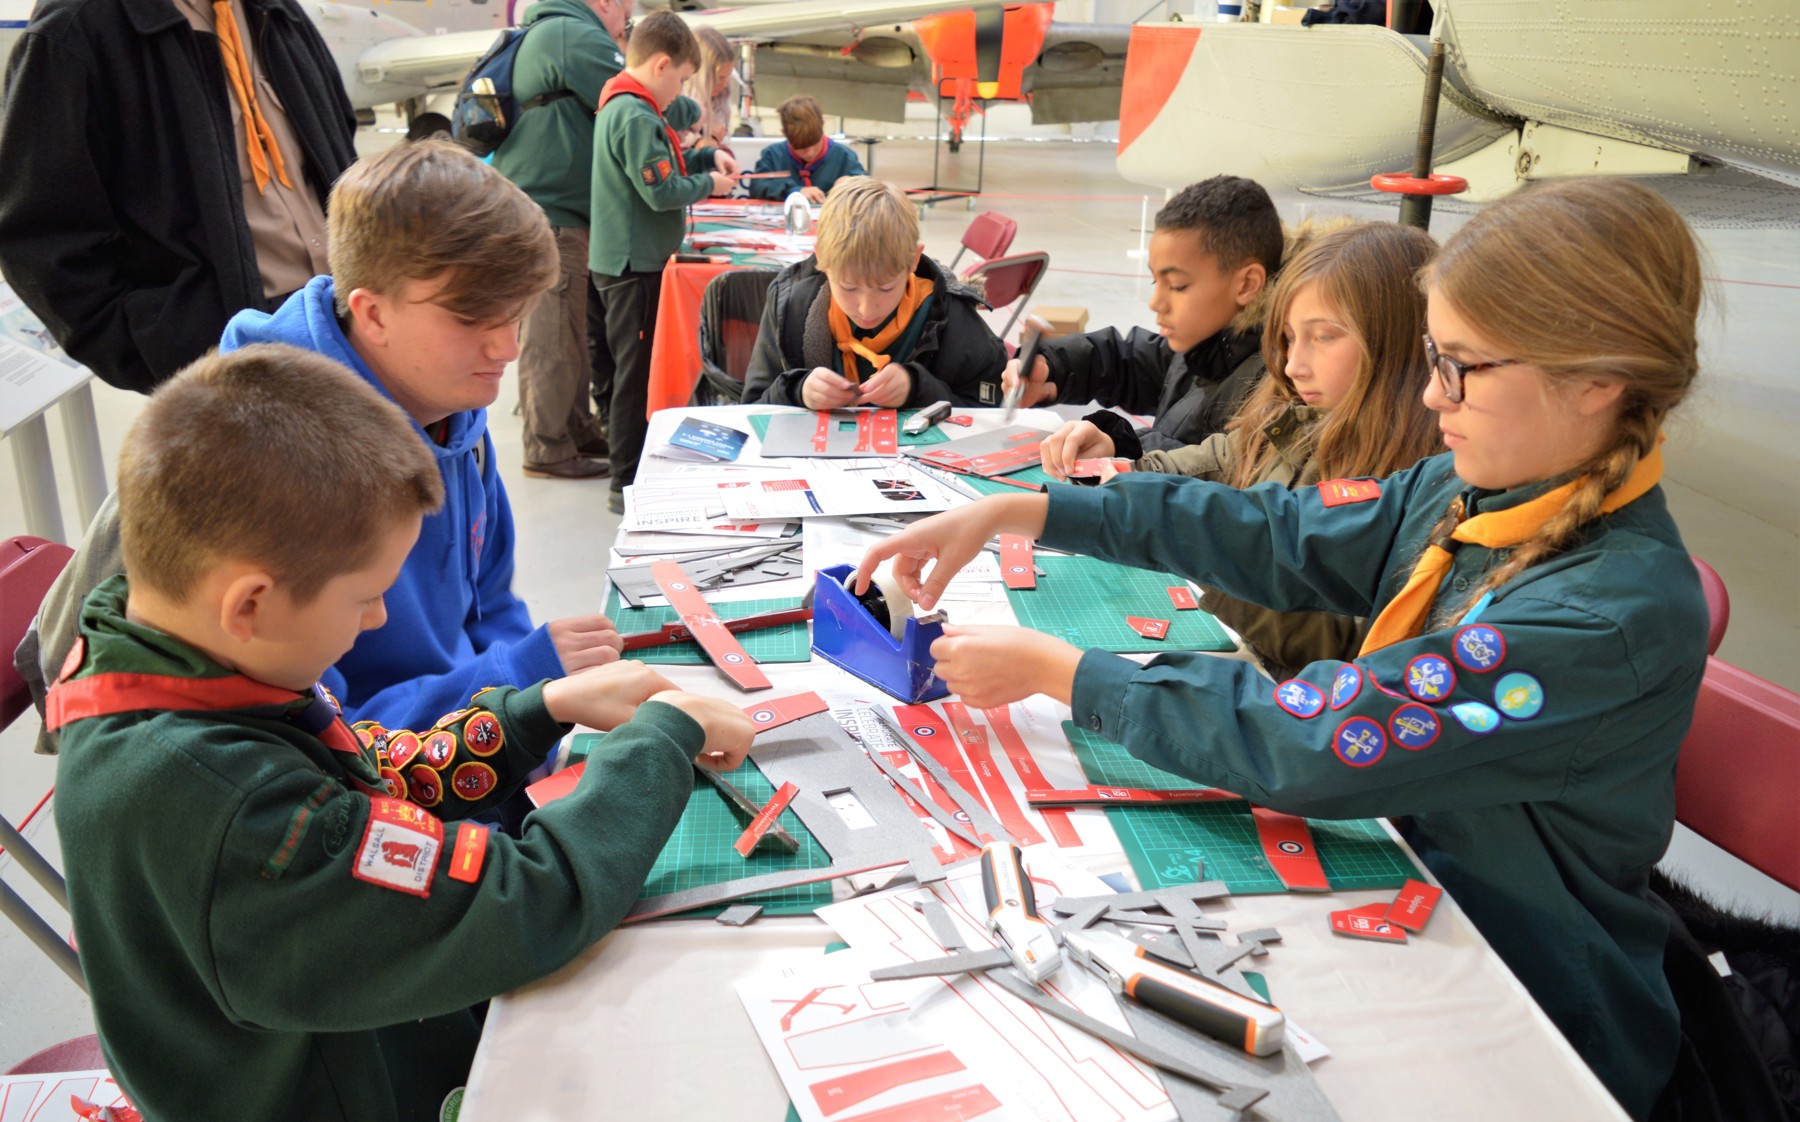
[858,179,1712,1120]
[49,345,754,1122]
[588,9,738,513]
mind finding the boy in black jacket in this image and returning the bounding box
[1008,176,1282,471]
[742,177,1006,409]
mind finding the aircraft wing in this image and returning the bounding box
[686,0,1009,40]
[353,28,500,95]
[1022,22,1130,125]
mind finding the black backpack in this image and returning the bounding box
[450,16,577,158]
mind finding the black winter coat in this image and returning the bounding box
[0,0,356,393]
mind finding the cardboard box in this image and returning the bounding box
[1269,5,1311,22]
[1033,305,1089,335]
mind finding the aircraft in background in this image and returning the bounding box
[1112,0,1800,225]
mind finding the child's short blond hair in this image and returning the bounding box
[777,95,825,150]
[328,141,557,326]
[118,345,444,605]
[812,177,919,283]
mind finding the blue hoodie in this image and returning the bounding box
[220,276,564,728]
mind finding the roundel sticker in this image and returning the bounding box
[1274,679,1326,719]
[385,730,423,770]
[1404,654,1456,703]
[1450,701,1502,735]
[379,766,407,800]
[1330,665,1363,709]
[1332,717,1386,766]
[913,725,937,737]
[724,653,744,664]
[464,713,504,757]
[1452,625,1506,673]
[670,581,688,591]
[1277,840,1307,856]
[451,761,499,802]
[407,764,444,808]
[1388,703,1442,750]
[751,708,777,723]
[1494,672,1545,720]
[423,731,457,769]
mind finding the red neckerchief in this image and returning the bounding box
[47,668,364,759]
[787,142,827,187]
[598,73,687,176]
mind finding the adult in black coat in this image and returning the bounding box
[0,0,357,394]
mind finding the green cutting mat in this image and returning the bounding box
[1062,721,1420,895]
[643,757,834,916]
[747,410,950,447]
[1005,556,1235,653]
[603,593,812,663]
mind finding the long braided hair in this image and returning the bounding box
[1422,179,1703,617]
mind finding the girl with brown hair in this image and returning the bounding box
[1127,220,1442,677]
[857,179,1709,1119]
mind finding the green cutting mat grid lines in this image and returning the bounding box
[747,410,950,447]
[1062,721,1420,895]
[1005,556,1235,653]
[643,757,834,917]
[602,594,811,664]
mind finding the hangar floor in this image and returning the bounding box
[2,133,1795,1071]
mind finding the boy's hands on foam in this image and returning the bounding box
[801,367,860,410]
[1000,354,1056,407]
[542,659,679,730]
[1038,419,1116,481]
[856,363,911,408]
[650,691,756,771]
[549,613,625,672]
[709,170,738,196]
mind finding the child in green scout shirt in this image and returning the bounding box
[588,9,739,513]
[857,179,1710,1120]
[50,344,754,1122]
[741,176,1007,410]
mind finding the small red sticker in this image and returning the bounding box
[448,822,491,884]
[1318,478,1382,507]
[1126,616,1169,640]
[1386,879,1443,933]
[1166,586,1199,611]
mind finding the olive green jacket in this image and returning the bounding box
[587,77,718,275]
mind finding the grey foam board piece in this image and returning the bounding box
[715,904,764,926]
[861,739,983,848]
[912,897,968,951]
[865,708,1016,846]
[1052,881,1230,916]
[1123,930,1263,1003]
[869,947,1012,981]
[747,712,946,881]
[1106,909,1228,932]
[761,410,899,458]
[1117,999,1342,1122]
[625,860,898,921]
[610,542,801,607]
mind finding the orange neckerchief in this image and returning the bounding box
[1359,439,1665,655]
[212,0,292,194]
[827,274,934,382]
[597,73,687,176]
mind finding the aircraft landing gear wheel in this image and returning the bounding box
[948,135,962,154]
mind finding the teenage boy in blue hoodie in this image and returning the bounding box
[19,141,627,745]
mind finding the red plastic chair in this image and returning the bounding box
[1691,556,1730,656]
[964,251,1050,339]
[947,211,1018,273]
[1674,657,1800,894]
[5,1035,105,1074]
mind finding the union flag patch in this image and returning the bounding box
[1318,478,1381,507]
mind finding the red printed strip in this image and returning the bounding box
[882,743,978,862]
[1167,586,1199,611]
[1318,478,1382,507]
[983,705,1081,848]
[893,703,989,835]
[1385,878,1443,933]
[1330,902,1408,943]
[447,822,490,884]
[854,409,899,454]
[998,534,1036,590]
[1251,806,1331,892]
[525,762,583,807]
[942,702,1044,846]
[651,560,772,691]
[1070,458,1132,477]
[734,781,800,857]
[1025,786,1242,807]
[836,1084,1002,1122]
[812,411,832,452]
[620,606,812,652]
[1126,616,1170,640]
[967,441,1042,476]
[811,1052,967,1117]
[945,414,973,426]
[743,692,830,732]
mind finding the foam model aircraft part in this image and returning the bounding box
[651,560,773,691]
[620,605,813,651]
[907,425,1051,477]
[867,706,1017,846]
[1329,902,1409,943]
[998,534,1036,590]
[609,542,804,608]
[759,409,901,457]
[733,781,801,857]
[1385,879,1443,933]
[1126,616,1171,640]
[1167,586,1200,611]
[1251,807,1332,893]
[1026,785,1241,807]
[694,765,802,855]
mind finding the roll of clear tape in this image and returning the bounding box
[845,565,912,640]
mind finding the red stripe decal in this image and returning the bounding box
[983,705,1081,847]
[734,781,800,857]
[942,702,1043,846]
[652,560,773,691]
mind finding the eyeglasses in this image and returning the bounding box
[1423,333,1520,404]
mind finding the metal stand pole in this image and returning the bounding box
[1400,39,1448,231]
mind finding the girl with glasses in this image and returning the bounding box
[855,178,1707,1120]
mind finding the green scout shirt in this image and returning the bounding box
[489,0,625,229]
[1041,451,1706,1121]
[53,576,704,1122]
[1135,404,1367,679]
[587,81,718,276]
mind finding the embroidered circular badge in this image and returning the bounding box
[1404,654,1456,703]
[313,682,342,714]
[379,766,407,800]
[423,731,457,769]
[1388,703,1442,750]
[1450,701,1501,734]
[435,708,471,730]
[451,761,499,802]
[1493,672,1545,721]
[1332,716,1387,767]
[354,723,381,750]
[407,764,444,808]
[385,730,423,771]
[464,713,504,757]
[1274,679,1326,719]
[1452,625,1506,673]
[1330,665,1363,710]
